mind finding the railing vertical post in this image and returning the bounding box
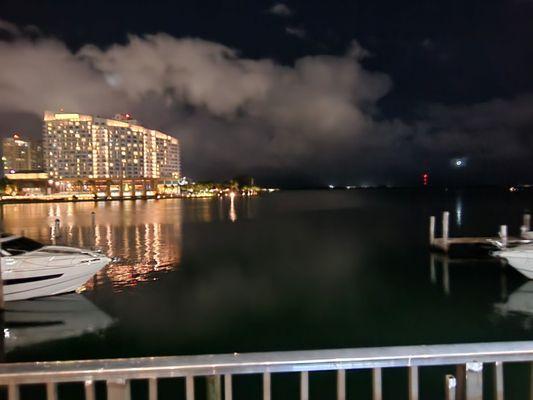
[430,216,436,245]
[530,362,533,400]
[148,378,158,400]
[465,362,483,400]
[445,375,456,400]
[8,383,19,400]
[263,372,271,400]
[84,380,95,400]
[46,382,57,400]
[107,379,130,400]
[442,211,450,251]
[408,366,419,400]
[337,369,346,400]
[300,372,309,400]
[373,368,382,400]
[494,362,503,400]
[0,235,4,312]
[206,376,221,400]
[224,374,233,400]
[186,376,195,400]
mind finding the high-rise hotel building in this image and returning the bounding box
[1,133,43,173]
[43,111,180,181]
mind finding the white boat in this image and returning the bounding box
[494,244,533,279]
[0,234,111,301]
[4,293,114,352]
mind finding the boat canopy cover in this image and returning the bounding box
[1,236,44,256]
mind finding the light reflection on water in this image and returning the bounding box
[1,200,186,290]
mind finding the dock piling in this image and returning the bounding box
[445,375,456,400]
[499,225,508,248]
[91,212,97,249]
[429,216,436,245]
[524,213,531,231]
[54,218,61,238]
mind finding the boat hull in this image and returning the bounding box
[495,248,533,279]
[1,246,111,301]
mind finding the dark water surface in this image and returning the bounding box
[3,189,533,398]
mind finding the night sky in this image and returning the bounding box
[1,0,533,187]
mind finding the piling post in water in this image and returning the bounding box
[442,211,450,252]
[445,375,457,400]
[91,211,96,249]
[54,218,61,238]
[429,216,436,245]
[524,213,531,232]
[499,225,508,248]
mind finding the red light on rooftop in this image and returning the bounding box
[422,172,429,186]
[13,133,20,140]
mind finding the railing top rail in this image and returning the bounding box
[2,341,533,384]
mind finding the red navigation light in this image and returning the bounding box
[422,173,429,186]
[13,132,20,140]
[125,113,131,119]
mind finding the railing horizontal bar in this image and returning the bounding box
[1,341,533,384]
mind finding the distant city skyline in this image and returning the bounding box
[1,133,42,173]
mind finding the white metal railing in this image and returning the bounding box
[1,341,533,399]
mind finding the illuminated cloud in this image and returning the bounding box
[0,19,532,185]
[268,3,293,17]
[285,26,306,39]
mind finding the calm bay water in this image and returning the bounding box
[2,189,533,398]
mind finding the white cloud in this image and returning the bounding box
[268,3,293,17]
[0,28,393,179]
[285,26,306,39]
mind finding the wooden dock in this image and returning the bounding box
[429,211,532,253]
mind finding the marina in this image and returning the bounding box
[0,190,533,398]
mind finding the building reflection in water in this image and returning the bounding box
[0,200,183,291]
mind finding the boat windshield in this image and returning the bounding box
[1,237,44,256]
